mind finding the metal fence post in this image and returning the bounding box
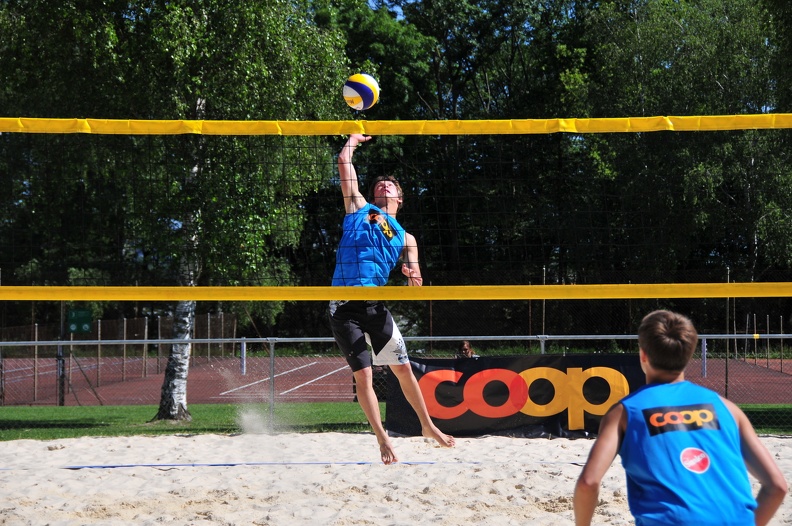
[220,312,225,357]
[143,317,149,378]
[240,338,247,376]
[57,301,65,406]
[157,316,163,374]
[97,319,102,387]
[122,318,127,382]
[269,339,276,433]
[33,323,38,401]
[207,313,211,361]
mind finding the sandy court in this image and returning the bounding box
[0,432,789,525]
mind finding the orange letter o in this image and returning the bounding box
[418,369,467,419]
[464,369,528,418]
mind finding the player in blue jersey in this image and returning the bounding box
[328,134,455,464]
[574,309,786,526]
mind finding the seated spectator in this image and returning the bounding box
[456,340,479,359]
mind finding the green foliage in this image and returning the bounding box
[586,0,775,115]
[0,0,348,328]
[1,0,791,340]
[766,0,792,111]
[67,268,113,320]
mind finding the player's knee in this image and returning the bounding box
[387,363,413,379]
[353,367,373,383]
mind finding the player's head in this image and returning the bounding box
[637,310,698,372]
[367,175,403,211]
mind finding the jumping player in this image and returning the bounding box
[328,134,455,464]
[574,309,787,526]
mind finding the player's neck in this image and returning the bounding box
[373,199,398,217]
[646,370,685,384]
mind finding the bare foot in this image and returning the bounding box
[378,436,399,465]
[422,425,456,448]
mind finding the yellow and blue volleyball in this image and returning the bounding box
[343,73,380,111]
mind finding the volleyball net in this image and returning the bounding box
[2,115,791,320]
[0,115,791,431]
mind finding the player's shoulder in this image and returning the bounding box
[603,401,626,421]
[345,199,371,215]
[717,395,746,421]
[597,401,627,434]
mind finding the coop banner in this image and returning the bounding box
[385,355,645,438]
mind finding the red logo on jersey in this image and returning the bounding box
[680,447,710,474]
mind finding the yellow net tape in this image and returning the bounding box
[1,283,791,301]
[2,114,792,135]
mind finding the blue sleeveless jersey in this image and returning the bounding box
[619,381,756,525]
[332,203,406,287]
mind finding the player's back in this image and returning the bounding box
[619,381,756,525]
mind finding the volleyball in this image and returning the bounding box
[343,73,380,111]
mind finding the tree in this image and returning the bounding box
[0,1,139,327]
[583,0,783,281]
[124,0,348,420]
[0,0,348,417]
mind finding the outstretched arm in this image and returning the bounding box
[338,134,371,214]
[401,233,423,286]
[723,398,787,526]
[574,404,625,526]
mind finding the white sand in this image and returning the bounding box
[0,432,789,525]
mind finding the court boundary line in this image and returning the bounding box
[218,362,318,396]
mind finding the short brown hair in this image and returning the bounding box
[637,310,698,371]
[366,175,404,211]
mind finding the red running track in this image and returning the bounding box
[1,356,790,406]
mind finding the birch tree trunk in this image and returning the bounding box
[152,97,205,422]
[153,299,196,421]
[152,225,200,421]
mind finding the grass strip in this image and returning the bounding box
[0,403,789,441]
[0,402,372,441]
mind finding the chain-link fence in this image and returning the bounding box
[0,317,790,434]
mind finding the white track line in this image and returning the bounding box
[279,366,349,395]
[219,362,318,395]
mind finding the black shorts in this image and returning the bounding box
[328,300,409,372]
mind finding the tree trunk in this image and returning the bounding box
[152,299,195,421]
[152,244,200,422]
[152,97,205,422]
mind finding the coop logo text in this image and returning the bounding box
[418,367,630,431]
[643,403,720,436]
